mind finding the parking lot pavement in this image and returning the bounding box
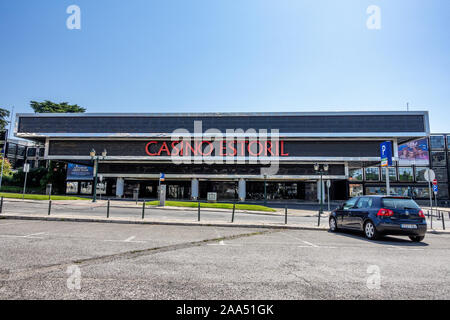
[0,219,449,299]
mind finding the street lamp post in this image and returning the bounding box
[90,149,107,203]
[314,163,329,226]
[263,174,267,206]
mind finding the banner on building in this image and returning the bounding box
[66,163,94,181]
[398,138,429,165]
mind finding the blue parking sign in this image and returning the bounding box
[380,141,393,167]
[160,173,165,181]
[433,184,438,194]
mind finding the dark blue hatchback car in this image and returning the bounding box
[329,196,427,242]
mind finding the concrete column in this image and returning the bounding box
[116,177,124,198]
[191,178,199,200]
[317,179,325,201]
[238,178,246,201]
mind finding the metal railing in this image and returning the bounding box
[0,197,303,226]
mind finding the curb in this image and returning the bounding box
[0,214,329,231]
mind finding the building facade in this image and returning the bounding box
[14,111,434,201]
[1,136,46,170]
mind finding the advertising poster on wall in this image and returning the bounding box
[66,163,94,181]
[398,138,429,165]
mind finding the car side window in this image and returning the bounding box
[356,198,368,208]
[356,197,373,209]
[344,197,358,210]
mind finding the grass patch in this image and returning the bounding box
[0,192,89,201]
[145,200,277,212]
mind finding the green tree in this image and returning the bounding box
[30,100,86,113]
[0,107,11,130]
[40,161,67,194]
[0,155,13,177]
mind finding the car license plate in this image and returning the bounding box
[401,224,417,229]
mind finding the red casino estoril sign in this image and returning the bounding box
[145,140,290,157]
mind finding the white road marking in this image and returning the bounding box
[103,235,146,243]
[0,232,48,239]
[387,246,424,251]
[0,221,42,227]
[24,232,47,238]
[301,240,319,248]
[207,243,242,246]
[282,232,320,248]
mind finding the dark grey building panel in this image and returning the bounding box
[17,112,427,135]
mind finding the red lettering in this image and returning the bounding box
[201,141,214,156]
[145,141,158,156]
[157,142,171,156]
[265,141,274,156]
[219,140,225,156]
[280,141,289,156]
[227,140,237,156]
[236,140,246,156]
[184,140,199,156]
[171,141,181,156]
[248,140,263,156]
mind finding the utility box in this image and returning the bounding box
[207,192,217,203]
[46,184,52,198]
[133,188,139,202]
[159,185,166,206]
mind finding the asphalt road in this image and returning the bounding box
[0,219,449,299]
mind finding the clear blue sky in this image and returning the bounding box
[0,0,449,133]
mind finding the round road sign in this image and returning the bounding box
[424,169,435,182]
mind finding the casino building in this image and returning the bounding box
[14,111,435,202]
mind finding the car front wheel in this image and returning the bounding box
[329,217,338,232]
[364,221,379,240]
[409,235,425,242]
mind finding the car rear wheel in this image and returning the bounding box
[364,221,379,240]
[409,235,425,242]
[329,217,338,232]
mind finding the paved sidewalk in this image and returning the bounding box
[0,198,448,233]
[1,198,329,217]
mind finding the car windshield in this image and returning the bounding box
[382,198,420,209]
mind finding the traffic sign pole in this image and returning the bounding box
[22,163,29,200]
[424,169,435,226]
[380,142,392,196]
[385,166,390,196]
[432,180,439,219]
[326,180,331,211]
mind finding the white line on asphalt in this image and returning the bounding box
[0,221,42,227]
[387,246,424,251]
[281,232,320,248]
[24,232,47,238]
[0,232,47,239]
[103,235,147,243]
[207,243,242,246]
[302,240,319,248]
